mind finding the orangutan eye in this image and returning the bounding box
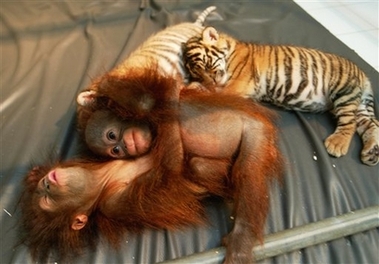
[112,146,121,155]
[110,146,126,158]
[44,178,50,190]
[107,131,117,141]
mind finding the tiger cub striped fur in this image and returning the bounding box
[183,26,379,166]
[77,5,217,105]
[104,5,217,82]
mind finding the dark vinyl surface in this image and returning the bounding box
[1,0,378,263]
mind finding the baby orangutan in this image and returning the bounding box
[19,156,187,262]
[19,74,283,263]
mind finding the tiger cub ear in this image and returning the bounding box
[202,27,219,44]
[77,90,97,106]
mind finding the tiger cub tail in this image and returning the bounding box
[195,6,217,25]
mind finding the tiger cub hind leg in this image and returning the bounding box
[325,112,379,166]
[360,123,379,166]
[355,80,379,166]
[356,103,379,166]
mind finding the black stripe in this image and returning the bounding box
[266,46,275,92]
[229,42,250,79]
[326,54,336,89]
[247,44,256,84]
[308,50,319,91]
[335,56,344,89]
[319,52,328,95]
[281,46,293,93]
[273,46,281,98]
[297,48,309,96]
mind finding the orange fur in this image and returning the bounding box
[20,71,283,263]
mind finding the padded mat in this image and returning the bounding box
[1,0,378,263]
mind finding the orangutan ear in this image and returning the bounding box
[77,90,97,106]
[71,214,88,230]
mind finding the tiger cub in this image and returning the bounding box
[77,6,217,128]
[183,26,379,166]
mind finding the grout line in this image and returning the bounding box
[293,1,378,71]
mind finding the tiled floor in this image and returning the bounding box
[293,0,378,71]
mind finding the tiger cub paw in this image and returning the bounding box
[361,143,379,166]
[186,81,217,93]
[187,82,210,92]
[324,133,351,157]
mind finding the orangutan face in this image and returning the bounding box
[37,166,96,212]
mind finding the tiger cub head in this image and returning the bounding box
[183,27,230,86]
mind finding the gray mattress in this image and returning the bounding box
[1,0,378,263]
